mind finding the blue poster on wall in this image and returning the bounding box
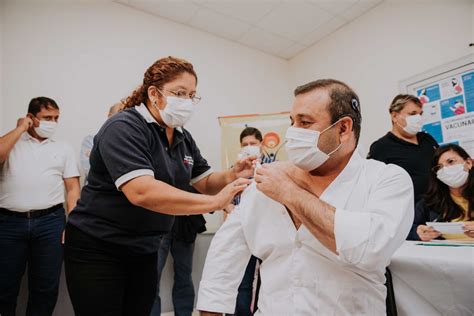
[462,71,474,113]
[422,121,443,143]
[439,95,466,119]
[406,59,474,157]
[417,84,441,104]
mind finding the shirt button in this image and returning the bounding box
[295,240,302,248]
[165,148,168,151]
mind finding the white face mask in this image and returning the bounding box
[238,145,261,159]
[400,114,423,135]
[155,96,194,128]
[34,121,57,139]
[436,163,469,188]
[285,121,341,171]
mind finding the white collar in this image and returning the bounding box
[319,150,363,209]
[134,104,183,133]
[21,132,54,143]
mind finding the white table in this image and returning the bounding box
[390,241,474,316]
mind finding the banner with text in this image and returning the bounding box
[413,69,474,156]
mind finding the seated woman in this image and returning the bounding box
[408,144,474,241]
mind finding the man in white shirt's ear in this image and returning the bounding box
[0,97,80,316]
[197,79,414,316]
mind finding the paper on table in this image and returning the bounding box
[426,222,465,234]
[416,242,474,247]
[428,239,474,245]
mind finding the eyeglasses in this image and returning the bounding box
[159,88,202,105]
[432,157,464,173]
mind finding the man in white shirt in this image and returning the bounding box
[80,102,124,181]
[197,79,414,315]
[0,97,80,316]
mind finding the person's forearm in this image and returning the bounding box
[0,126,25,162]
[126,177,221,215]
[197,169,236,195]
[64,178,81,214]
[144,188,218,215]
[200,311,223,316]
[283,186,337,253]
[66,189,80,214]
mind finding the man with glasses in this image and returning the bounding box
[0,97,80,316]
[197,79,413,315]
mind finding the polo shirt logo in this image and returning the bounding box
[183,155,194,166]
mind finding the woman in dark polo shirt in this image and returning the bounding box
[368,94,439,204]
[64,56,253,316]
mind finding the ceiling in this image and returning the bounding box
[115,0,384,60]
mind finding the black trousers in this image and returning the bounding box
[64,224,158,316]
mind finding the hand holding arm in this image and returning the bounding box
[463,222,474,238]
[416,225,441,241]
[254,162,337,253]
[122,176,251,215]
[193,156,256,195]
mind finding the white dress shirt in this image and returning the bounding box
[0,133,80,212]
[197,153,414,315]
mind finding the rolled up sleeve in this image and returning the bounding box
[197,207,251,313]
[334,165,414,272]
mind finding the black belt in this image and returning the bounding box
[0,203,63,219]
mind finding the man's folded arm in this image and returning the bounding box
[334,165,414,271]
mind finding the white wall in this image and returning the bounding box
[1,1,291,230]
[289,0,473,152]
[472,1,474,43]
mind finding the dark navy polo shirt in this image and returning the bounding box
[68,105,212,254]
[368,131,438,203]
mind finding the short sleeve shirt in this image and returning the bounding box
[0,133,80,212]
[368,131,438,203]
[68,105,212,254]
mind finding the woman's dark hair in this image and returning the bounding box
[424,144,473,221]
[239,127,263,143]
[123,56,197,108]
